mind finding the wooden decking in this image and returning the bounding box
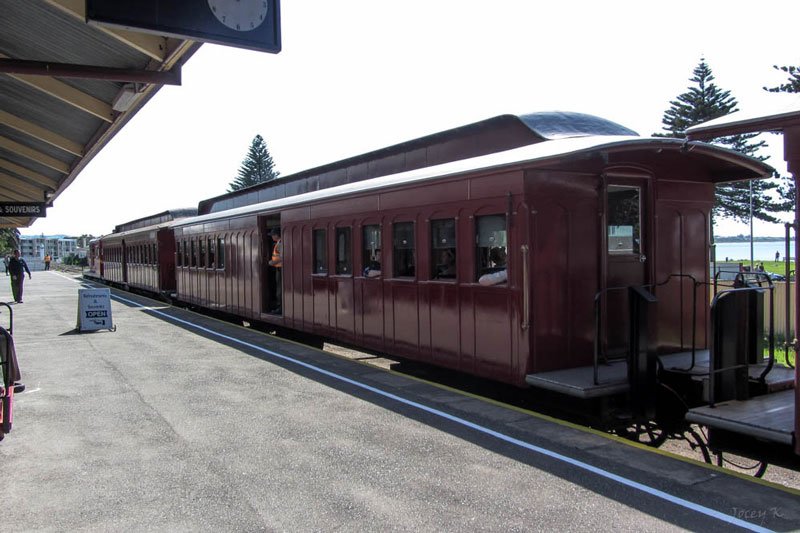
[524,359,628,399]
[686,389,796,446]
[526,350,795,399]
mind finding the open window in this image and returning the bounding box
[362,224,381,278]
[431,218,456,280]
[393,222,415,278]
[476,214,507,286]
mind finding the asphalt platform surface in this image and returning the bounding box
[1,271,799,532]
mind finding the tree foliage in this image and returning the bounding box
[0,228,20,256]
[762,63,799,207]
[763,64,800,94]
[655,60,790,225]
[227,134,280,192]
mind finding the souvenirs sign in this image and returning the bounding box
[0,202,46,218]
[76,288,115,332]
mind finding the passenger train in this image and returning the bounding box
[86,112,798,472]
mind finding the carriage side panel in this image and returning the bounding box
[655,180,714,353]
[528,171,599,374]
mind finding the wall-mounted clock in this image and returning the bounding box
[207,0,269,32]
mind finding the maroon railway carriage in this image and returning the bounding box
[91,209,196,295]
[171,115,770,396]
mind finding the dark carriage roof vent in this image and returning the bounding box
[515,111,639,139]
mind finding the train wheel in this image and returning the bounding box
[685,427,712,464]
[616,421,669,448]
[715,451,769,478]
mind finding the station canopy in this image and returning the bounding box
[0,1,201,228]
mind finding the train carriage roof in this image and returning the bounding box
[177,135,772,229]
[99,208,198,242]
[197,111,638,215]
[112,207,198,234]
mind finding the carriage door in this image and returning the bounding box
[121,239,128,283]
[605,177,649,356]
[260,215,282,314]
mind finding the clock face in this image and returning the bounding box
[208,0,269,32]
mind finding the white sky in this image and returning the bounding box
[21,0,800,238]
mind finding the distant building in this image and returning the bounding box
[20,235,78,268]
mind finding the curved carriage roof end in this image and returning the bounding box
[515,111,638,139]
[177,135,772,229]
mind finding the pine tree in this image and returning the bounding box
[763,64,800,94]
[655,60,788,225]
[227,134,280,192]
[763,63,799,207]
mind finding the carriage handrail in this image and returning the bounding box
[593,274,699,385]
[521,245,530,330]
[653,274,700,370]
[593,285,632,386]
[784,222,795,369]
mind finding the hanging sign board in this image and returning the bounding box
[76,288,115,332]
[0,202,47,218]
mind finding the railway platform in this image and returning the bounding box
[1,270,799,531]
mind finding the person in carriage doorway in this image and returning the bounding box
[44,254,51,271]
[8,250,31,303]
[268,227,282,314]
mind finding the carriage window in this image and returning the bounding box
[607,185,640,254]
[190,240,197,267]
[152,244,157,265]
[208,239,215,269]
[431,218,456,280]
[335,227,352,275]
[313,229,327,274]
[199,239,206,268]
[476,215,507,285]
[217,237,225,269]
[362,225,382,278]
[393,222,415,277]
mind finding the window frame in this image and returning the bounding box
[392,221,416,279]
[430,217,457,281]
[361,223,382,279]
[312,228,328,275]
[335,226,353,276]
[475,213,508,285]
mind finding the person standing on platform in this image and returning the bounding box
[44,254,51,271]
[268,228,282,314]
[8,249,31,303]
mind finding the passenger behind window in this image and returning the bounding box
[364,250,382,278]
[434,249,456,279]
[479,247,507,286]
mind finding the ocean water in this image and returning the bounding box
[713,241,795,261]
